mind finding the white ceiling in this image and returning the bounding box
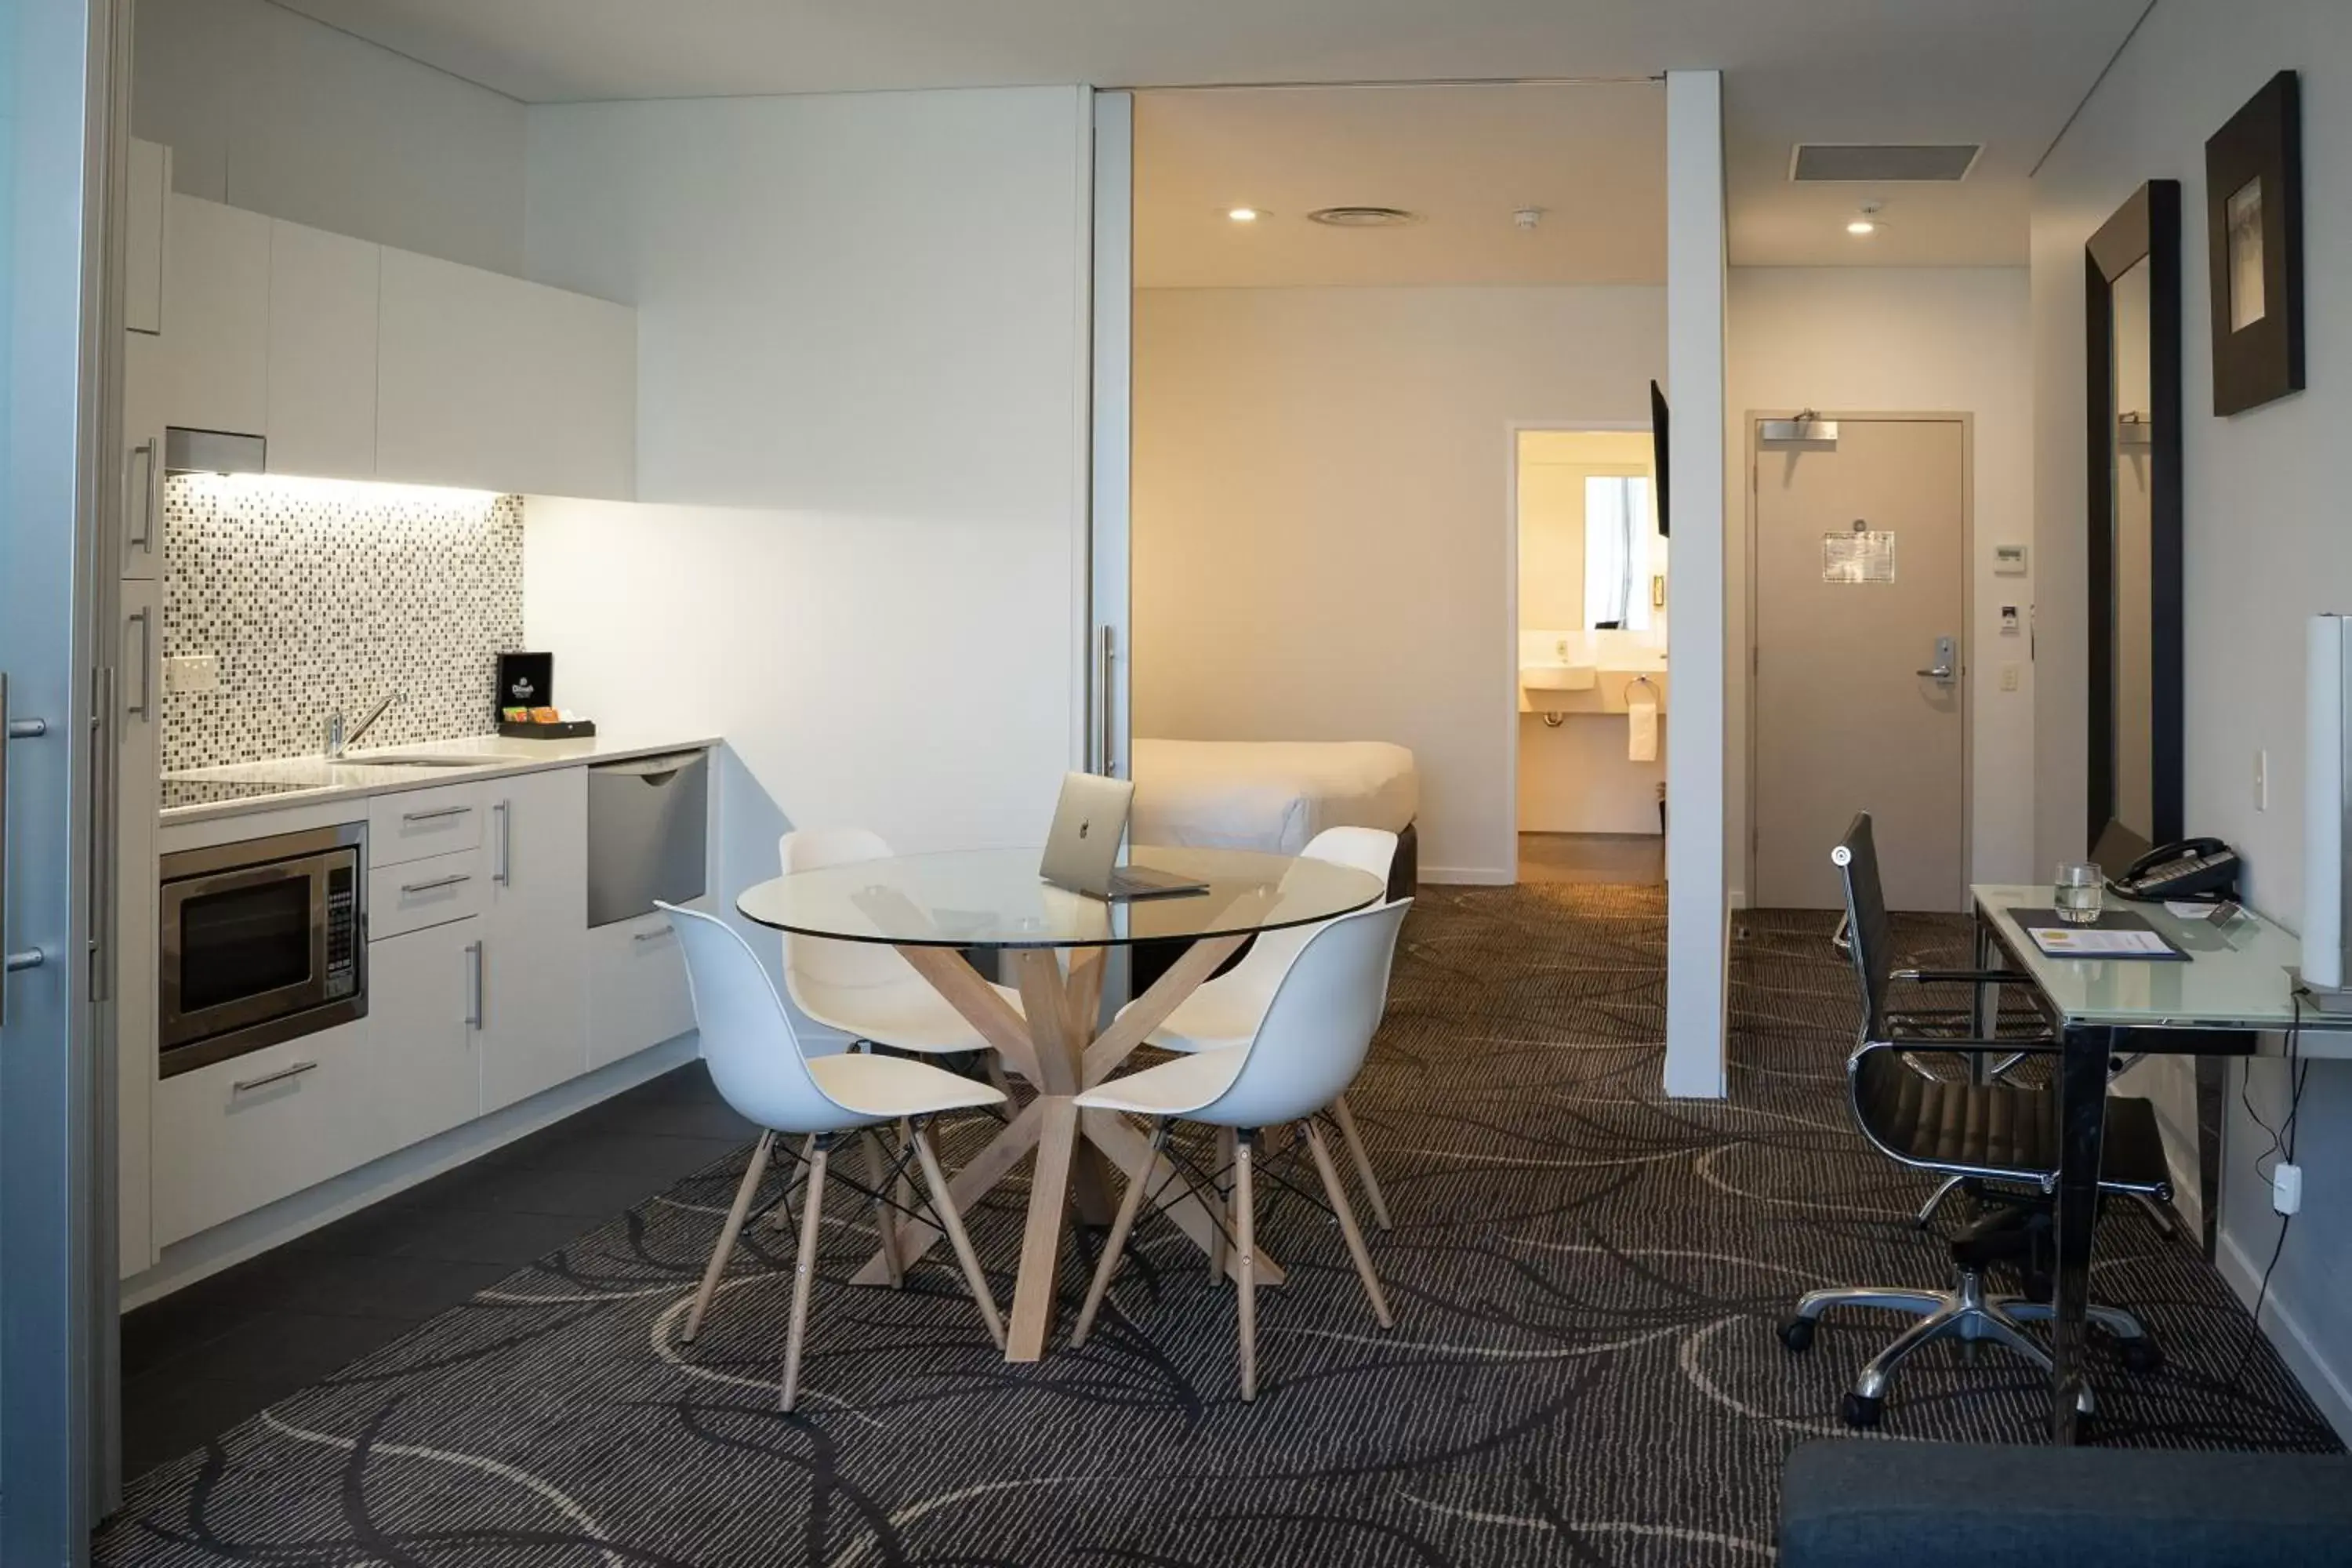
[271,0,2152,267]
[1136,86,1664,289]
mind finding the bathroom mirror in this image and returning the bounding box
[2085,180,2183,871]
[1515,430,1663,645]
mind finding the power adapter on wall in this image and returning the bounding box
[2273,1161,2303,1217]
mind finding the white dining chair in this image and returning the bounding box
[659,902,1007,1410]
[1122,826,1399,1230]
[1073,898,1411,1401]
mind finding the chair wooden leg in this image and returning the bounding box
[769,1134,814,1231]
[865,1129,903,1288]
[1208,1126,1235,1284]
[1328,1094,1392,1231]
[1305,1119,1395,1328]
[984,1054,1016,1101]
[684,1130,772,1345]
[781,1144,829,1412]
[1235,1131,1258,1402]
[909,1121,1006,1349]
[1073,1120,1165,1348]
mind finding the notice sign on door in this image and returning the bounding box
[1822,531,1897,583]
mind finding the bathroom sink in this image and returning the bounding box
[1520,663,1599,693]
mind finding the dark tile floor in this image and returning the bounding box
[117,1062,753,1481]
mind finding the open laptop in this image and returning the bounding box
[1040,772,1209,901]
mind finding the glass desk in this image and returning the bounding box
[1969,885,2348,1442]
[737,848,1385,1362]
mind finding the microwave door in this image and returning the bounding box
[160,858,333,1044]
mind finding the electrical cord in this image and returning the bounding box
[2234,996,2309,1391]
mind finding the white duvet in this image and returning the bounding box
[1131,739,1419,855]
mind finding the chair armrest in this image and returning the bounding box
[1893,967,2031,985]
[1780,1440,2352,1568]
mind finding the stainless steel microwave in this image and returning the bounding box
[159,824,366,1077]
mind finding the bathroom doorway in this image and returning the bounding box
[1508,425,1668,886]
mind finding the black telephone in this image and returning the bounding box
[2109,837,2244,903]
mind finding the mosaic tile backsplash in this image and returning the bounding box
[162,474,524,771]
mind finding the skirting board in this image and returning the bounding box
[2217,1225,2352,1444]
[121,1032,702,1311]
[1421,866,1515,886]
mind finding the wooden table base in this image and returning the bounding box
[850,933,1279,1362]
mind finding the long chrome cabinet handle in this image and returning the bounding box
[465,939,484,1028]
[128,437,158,556]
[400,805,471,824]
[232,1060,318,1094]
[633,924,673,943]
[2,673,56,1011]
[399,873,471,895]
[126,608,153,719]
[492,800,510,885]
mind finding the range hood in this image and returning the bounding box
[165,426,267,475]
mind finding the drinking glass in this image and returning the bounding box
[2054,862,2104,924]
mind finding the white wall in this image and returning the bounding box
[522,88,1091,967]
[1131,285,1666,883]
[1727,267,2037,898]
[132,0,526,273]
[2032,0,2352,1439]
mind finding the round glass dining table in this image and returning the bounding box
[735,845,1385,1362]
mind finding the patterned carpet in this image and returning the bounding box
[96,884,2340,1566]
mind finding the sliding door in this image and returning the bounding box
[1089,89,1133,782]
[3,0,122,1552]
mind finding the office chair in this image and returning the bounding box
[1777,813,2170,1429]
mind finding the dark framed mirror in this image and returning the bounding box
[2085,180,2183,873]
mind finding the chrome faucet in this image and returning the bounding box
[324,691,403,759]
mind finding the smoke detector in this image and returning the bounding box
[1513,207,1544,231]
[1307,206,1421,228]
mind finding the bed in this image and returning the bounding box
[1131,738,1419,899]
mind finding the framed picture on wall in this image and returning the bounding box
[2205,70,2303,416]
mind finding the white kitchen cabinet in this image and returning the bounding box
[368,782,485,866]
[115,577,163,1275]
[375,246,635,499]
[152,1019,380,1247]
[267,220,379,480]
[365,916,484,1152]
[121,329,165,580]
[158,194,269,437]
[126,138,168,336]
[587,904,702,1071]
[368,845,489,938]
[481,766,590,1113]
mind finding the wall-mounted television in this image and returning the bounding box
[1649,379,1671,539]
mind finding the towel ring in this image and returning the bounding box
[1625,674,1660,702]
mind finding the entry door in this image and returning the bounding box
[1751,418,1966,909]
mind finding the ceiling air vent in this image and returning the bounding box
[1790,143,1982,183]
[1307,206,1422,228]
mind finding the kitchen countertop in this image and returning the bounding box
[160,733,720,825]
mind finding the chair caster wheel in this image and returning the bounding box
[2119,1337,2165,1375]
[1840,1392,1883,1429]
[1777,1316,1817,1353]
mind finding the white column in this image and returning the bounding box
[1663,70,1729,1099]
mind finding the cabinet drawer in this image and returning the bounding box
[369,847,488,938]
[152,1019,381,1247]
[587,906,700,1070]
[370,784,485,866]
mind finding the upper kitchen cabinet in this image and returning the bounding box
[125,138,169,336]
[267,220,380,480]
[158,194,270,437]
[376,248,636,500]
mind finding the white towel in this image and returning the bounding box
[1627,699,1659,763]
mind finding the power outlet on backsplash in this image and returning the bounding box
[164,653,220,695]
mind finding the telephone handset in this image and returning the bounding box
[2108,837,2243,903]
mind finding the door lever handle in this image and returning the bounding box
[1916,635,1958,685]
[1915,664,1955,680]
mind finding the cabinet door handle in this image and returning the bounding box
[127,437,158,556]
[399,873,471,895]
[492,800,510,885]
[465,939,484,1028]
[400,804,471,824]
[125,608,153,720]
[633,924,674,944]
[232,1060,318,1094]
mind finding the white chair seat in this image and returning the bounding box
[795,975,1026,1056]
[1073,1045,1247,1118]
[1120,982,1264,1054]
[808,1051,1007,1123]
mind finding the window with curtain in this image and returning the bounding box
[1583,474,1653,631]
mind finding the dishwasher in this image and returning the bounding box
[587,750,710,927]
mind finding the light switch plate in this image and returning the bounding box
[2000,663,2021,692]
[164,653,219,694]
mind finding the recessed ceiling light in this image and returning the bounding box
[1847,220,1879,235]
[1846,201,1886,237]
[1227,207,1262,223]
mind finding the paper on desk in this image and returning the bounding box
[2031,927,2172,956]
